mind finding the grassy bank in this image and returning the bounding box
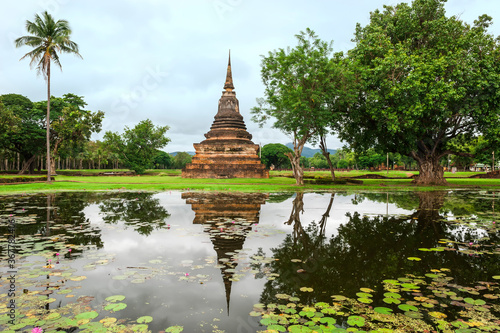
[0,169,499,194]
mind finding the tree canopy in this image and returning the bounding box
[339,0,500,184]
[103,119,170,174]
[260,143,292,169]
[252,29,337,185]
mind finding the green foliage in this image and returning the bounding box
[252,28,337,185]
[261,143,292,169]
[172,152,192,169]
[15,11,82,78]
[44,94,104,159]
[153,150,174,169]
[0,94,44,164]
[309,153,329,169]
[356,148,385,169]
[340,0,500,184]
[103,119,170,174]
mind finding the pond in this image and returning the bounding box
[0,190,499,332]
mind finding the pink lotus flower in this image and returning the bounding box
[32,328,43,333]
[185,273,189,276]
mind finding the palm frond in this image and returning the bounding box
[16,11,81,78]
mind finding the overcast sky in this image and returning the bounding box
[2,0,499,153]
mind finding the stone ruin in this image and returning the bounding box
[181,53,269,179]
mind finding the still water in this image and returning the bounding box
[0,190,499,332]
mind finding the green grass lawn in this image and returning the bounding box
[0,169,498,194]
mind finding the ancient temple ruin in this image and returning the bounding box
[182,53,269,179]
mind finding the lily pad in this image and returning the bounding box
[105,302,127,312]
[372,307,392,315]
[75,311,99,320]
[137,316,153,324]
[105,295,126,302]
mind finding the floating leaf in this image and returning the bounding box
[268,324,287,332]
[347,315,365,327]
[384,292,401,299]
[137,316,153,324]
[404,311,423,319]
[429,311,447,319]
[100,317,117,327]
[288,325,313,332]
[357,297,373,304]
[105,302,127,312]
[44,312,61,321]
[70,275,87,281]
[407,257,421,261]
[75,311,99,320]
[105,295,126,302]
[165,326,184,333]
[464,298,486,305]
[331,295,347,301]
[132,324,149,332]
[383,297,401,305]
[398,304,418,312]
[374,307,393,315]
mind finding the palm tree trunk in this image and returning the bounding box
[46,60,51,182]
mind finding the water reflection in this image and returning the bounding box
[0,193,103,258]
[255,191,500,308]
[182,192,268,314]
[0,190,498,332]
[98,192,171,236]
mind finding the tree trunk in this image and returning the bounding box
[411,191,447,238]
[319,135,335,181]
[18,155,37,175]
[411,153,448,185]
[46,60,52,182]
[285,150,304,186]
[285,192,306,245]
[50,156,56,175]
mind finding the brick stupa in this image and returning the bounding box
[182,53,269,179]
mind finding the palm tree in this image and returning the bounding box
[15,11,82,182]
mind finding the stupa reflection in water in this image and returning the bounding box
[182,192,268,314]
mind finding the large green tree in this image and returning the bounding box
[252,29,339,185]
[15,11,82,181]
[34,94,104,172]
[103,119,170,174]
[340,0,500,185]
[260,143,292,169]
[0,94,45,174]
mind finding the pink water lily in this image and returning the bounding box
[32,328,43,333]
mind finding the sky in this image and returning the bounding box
[2,0,500,153]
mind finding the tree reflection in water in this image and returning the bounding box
[98,192,171,236]
[0,193,104,258]
[255,191,500,307]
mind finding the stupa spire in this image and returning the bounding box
[224,50,234,91]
